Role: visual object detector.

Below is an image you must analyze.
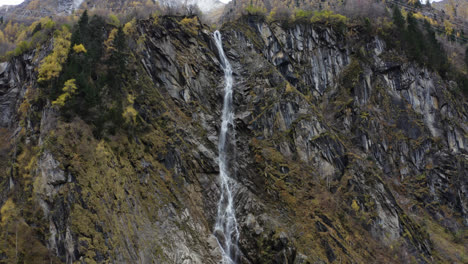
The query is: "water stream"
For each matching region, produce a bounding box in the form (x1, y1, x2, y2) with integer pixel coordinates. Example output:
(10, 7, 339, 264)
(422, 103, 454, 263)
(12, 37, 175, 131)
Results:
(213, 30, 240, 264)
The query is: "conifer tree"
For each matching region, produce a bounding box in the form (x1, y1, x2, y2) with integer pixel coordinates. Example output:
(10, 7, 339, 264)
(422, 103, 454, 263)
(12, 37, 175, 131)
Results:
(465, 46, 468, 68)
(406, 13, 423, 60)
(109, 27, 127, 75)
(392, 6, 405, 29)
(72, 10, 89, 46)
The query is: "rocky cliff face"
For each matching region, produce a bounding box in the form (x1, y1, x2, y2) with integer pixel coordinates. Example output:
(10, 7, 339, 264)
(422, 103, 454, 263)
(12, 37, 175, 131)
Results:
(0, 15, 466, 264)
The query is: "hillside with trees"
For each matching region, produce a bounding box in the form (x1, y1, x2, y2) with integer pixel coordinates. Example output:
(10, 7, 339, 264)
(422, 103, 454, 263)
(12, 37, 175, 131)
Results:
(0, 1, 466, 263)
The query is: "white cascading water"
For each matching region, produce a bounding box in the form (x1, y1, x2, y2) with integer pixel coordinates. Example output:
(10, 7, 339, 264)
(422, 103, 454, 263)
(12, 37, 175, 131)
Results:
(213, 30, 240, 264)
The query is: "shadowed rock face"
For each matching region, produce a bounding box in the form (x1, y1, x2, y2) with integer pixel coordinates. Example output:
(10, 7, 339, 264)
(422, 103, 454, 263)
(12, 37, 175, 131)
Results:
(0, 58, 32, 128)
(0, 15, 466, 264)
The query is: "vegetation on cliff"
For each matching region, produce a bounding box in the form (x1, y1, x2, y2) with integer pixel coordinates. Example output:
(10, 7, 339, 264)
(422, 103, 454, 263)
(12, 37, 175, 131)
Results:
(0, 1, 466, 263)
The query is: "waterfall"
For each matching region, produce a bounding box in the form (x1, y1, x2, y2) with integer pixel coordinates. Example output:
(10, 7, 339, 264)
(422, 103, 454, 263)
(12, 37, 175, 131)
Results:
(213, 30, 240, 264)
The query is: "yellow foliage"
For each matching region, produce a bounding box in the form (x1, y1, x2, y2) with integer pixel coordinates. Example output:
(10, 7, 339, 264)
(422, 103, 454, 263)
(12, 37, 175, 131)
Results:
(123, 106, 138, 124)
(127, 94, 135, 104)
(426, 17, 438, 26)
(123, 94, 138, 124)
(401, 8, 408, 19)
(104, 28, 118, 52)
(267, 8, 277, 22)
(445, 0, 456, 19)
(38, 26, 71, 82)
(63, 79, 77, 94)
(27, 20, 40, 33)
(145, 0, 154, 7)
(108, 14, 120, 26)
(413, 12, 424, 20)
(310, 10, 347, 26)
(41, 17, 56, 29)
(18, 86, 37, 120)
(73, 43, 87, 53)
(130, 1, 142, 7)
(444, 20, 454, 36)
(15, 30, 27, 42)
(294, 9, 314, 20)
(352, 199, 360, 212)
(4, 21, 18, 41)
(152, 11, 160, 25)
(1, 198, 16, 224)
(285, 82, 294, 93)
(53, 95, 69, 108)
(27, 17, 55, 34)
(0, 30, 5, 43)
(52, 79, 77, 107)
(26, 0, 40, 9)
(123, 19, 136, 36)
(244, 4, 267, 15)
(413, 12, 438, 25)
(179, 17, 199, 35)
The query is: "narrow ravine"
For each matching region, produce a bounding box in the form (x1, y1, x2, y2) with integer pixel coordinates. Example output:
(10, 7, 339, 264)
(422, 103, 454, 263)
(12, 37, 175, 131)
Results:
(213, 30, 240, 264)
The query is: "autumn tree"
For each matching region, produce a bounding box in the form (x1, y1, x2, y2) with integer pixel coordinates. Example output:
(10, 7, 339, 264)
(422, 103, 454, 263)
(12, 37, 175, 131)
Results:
(444, 20, 454, 38)
(445, 0, 457, 19)
(37, 26, 71, 82)
(122, 94, 138, 126)
(108, 14, 120, 27)
(72, 44, 87, 53)
(52, 79, 77, 107)
(0, 30, 5, 43)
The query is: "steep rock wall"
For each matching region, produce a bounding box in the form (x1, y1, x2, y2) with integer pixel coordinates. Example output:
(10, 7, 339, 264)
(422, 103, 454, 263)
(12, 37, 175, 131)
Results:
(0, 16, 466, 264)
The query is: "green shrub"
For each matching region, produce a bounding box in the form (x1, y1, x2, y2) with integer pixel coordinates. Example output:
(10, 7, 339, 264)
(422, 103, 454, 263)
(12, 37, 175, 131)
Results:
(293, 9, 314, 22)
(244, 5, 266, 17)
(310, 10, 347, 27)
(13, 41, 30, 56)
(341, 59, 362, 91)
(108, 14, 120, 27)
(290, 9, 347, 30)
(43, 18, 55, 29)
(266, 7, 292, 23)
(179, 17, 199, 36)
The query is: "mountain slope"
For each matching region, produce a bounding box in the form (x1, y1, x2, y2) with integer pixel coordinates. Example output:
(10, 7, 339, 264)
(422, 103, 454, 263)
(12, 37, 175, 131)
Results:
(0, 0, 225, 20)
(432, 0, 468, 22)
(0, 12, 466, 264)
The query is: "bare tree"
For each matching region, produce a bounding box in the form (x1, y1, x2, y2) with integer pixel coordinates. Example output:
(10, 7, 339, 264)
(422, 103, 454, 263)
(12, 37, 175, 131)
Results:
(336, 0, 386, 21)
